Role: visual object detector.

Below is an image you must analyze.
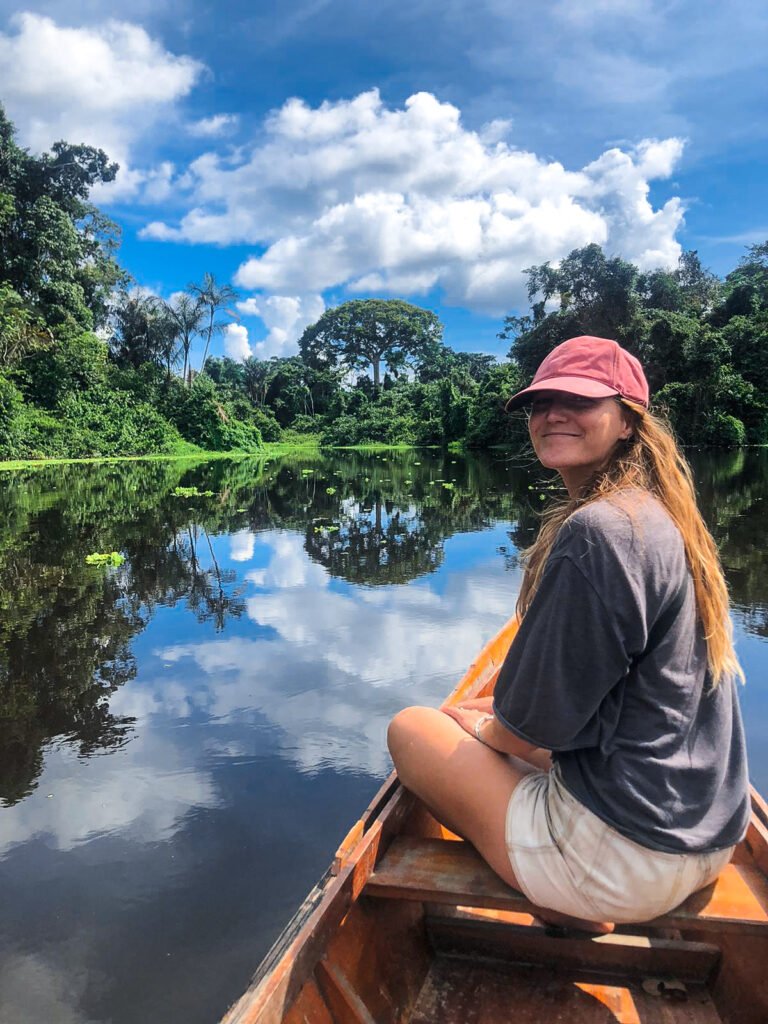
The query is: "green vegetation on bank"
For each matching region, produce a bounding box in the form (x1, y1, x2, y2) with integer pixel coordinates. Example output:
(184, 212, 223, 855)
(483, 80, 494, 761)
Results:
(1, 102, 767, 460)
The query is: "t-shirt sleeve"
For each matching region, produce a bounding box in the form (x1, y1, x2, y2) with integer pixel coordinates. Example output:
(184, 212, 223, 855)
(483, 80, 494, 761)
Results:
(493, 550, 637, 751)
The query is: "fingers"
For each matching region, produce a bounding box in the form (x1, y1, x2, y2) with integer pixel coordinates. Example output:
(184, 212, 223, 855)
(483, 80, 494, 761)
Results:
(454, 696, 493, 713)
(442, 705, 483, 739)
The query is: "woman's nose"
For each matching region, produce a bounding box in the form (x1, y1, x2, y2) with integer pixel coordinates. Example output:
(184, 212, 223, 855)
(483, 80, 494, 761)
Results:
(544, 400, 568, 420)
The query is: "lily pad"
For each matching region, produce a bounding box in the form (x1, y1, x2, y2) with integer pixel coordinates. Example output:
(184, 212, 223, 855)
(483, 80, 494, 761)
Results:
(85, 552, 125, 567)
(172, 486, 214, 498)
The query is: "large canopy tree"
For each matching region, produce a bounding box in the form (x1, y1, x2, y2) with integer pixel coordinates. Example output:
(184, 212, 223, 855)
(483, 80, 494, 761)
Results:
(0, 104, 124, 333)
(299, 298, 443, 389)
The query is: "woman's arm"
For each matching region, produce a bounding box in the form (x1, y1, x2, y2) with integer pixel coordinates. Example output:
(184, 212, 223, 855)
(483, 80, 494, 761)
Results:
(441, 704, 552, 770)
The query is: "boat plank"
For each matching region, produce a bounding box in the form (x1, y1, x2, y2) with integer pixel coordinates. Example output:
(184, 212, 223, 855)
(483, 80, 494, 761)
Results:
(708, 932, 768, 1024)
(745, 814, 768, 875)
(409, 959, 723, 1024)
(281, 979, 335, 1024)
(427, 910, 720, 983)
(322, 899, 431, 1023)
(315, 960, 377, 1024)
(751, 786, 768, 829)
(367, 837, 768, 935)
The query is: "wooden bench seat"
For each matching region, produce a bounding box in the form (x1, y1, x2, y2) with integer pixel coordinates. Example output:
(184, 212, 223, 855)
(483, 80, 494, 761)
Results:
(366, 837, 768, 936)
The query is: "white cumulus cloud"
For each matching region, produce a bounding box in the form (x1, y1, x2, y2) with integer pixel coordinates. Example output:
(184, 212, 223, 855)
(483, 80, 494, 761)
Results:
(236, 294, 326, 358)
(0, 13, 204, 198)
(142, 89, 685, 318)
(188, 113, 239, 137)
(222, 322, 252, 362)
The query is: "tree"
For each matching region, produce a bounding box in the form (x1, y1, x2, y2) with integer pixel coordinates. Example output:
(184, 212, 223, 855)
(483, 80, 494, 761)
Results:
(242, 356, 275, 407)
(299, 299, 443, 390)
(500, 245, 645, 375)
(0, 284, 51, 368)
(0, 104, 124, 331)
(189, 272, 239, 373)
(714, 241, 768, 323)
(110, 290, 178, 373)
(417, 347, 496, 385)
(204, 356, 246, 393)
(166, 292, 205, 384)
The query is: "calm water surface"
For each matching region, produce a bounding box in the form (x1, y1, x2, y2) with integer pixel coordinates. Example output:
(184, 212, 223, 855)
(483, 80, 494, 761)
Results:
(0, 449, 766, 1024)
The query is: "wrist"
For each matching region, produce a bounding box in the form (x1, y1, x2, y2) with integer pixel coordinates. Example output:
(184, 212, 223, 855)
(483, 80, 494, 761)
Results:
(473, 713, 495, 746)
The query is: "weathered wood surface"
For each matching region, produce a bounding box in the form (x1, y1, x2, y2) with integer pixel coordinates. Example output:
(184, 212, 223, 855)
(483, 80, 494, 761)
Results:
(315, 960, 377, 1024)
(281, 979, 334, 1024)
(367, 836, 768, 935)
(708, 931, 768, 1024)
(409, 959, 724, 1024)
(427, 908, 721, 983)
(745, 787, 768, 876)
(321, 898, 431, 1024)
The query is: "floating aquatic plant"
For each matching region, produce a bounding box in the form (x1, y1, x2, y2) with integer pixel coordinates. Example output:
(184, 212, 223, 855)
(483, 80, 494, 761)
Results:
(85, 552, 125, 567)
(172, 486, 215, 498)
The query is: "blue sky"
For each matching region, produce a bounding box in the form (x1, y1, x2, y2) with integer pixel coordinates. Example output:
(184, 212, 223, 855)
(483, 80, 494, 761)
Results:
(1, 1, 766, 364)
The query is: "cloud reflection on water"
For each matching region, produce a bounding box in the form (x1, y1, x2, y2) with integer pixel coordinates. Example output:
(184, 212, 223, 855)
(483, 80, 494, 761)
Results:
(160, 528, 517, 779)
(0, 525, 517, 858)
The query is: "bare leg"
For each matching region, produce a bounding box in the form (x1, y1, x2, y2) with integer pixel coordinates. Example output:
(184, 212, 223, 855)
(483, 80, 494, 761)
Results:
(387, 706, 612, 933)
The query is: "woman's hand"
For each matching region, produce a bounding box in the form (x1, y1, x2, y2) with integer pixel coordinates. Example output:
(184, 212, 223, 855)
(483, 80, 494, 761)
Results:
(441, 704, 490, 739)
(447, 696, 494, 714)
(441, 701, 544, 765)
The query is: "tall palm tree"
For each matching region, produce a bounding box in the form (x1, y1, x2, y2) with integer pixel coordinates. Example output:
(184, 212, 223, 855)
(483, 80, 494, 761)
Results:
(166, 292, 205, 385)
(188, 272, 239, 374)
(110, 290, 178, 373)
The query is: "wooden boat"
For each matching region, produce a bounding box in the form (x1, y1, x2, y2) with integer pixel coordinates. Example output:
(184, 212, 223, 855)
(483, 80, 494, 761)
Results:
(221, 617, 768, 1024)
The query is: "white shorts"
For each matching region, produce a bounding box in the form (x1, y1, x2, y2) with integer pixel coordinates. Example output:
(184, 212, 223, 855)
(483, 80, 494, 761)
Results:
(505, 765, 734, 923)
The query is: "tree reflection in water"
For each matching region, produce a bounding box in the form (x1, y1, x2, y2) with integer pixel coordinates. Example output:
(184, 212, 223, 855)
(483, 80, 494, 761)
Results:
(0, 460, 249, 805)
(0, 447, 765, 807)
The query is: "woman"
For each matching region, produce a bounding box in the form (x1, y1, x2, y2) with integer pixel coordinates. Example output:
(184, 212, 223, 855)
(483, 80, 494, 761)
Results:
(388, 335, 750, 932)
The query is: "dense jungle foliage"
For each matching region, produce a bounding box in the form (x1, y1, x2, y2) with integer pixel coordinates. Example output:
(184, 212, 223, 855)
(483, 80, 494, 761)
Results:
(1, 102, 766, 460)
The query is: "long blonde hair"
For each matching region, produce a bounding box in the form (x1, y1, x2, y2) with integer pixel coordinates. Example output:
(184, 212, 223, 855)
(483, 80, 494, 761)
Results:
(516, 402, 743, 687)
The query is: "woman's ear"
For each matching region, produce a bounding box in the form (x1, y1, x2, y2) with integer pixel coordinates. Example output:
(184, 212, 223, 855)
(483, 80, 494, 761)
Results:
(618, 406, 634, 441)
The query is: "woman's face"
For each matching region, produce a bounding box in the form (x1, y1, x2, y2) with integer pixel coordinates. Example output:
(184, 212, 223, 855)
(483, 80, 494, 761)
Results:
(527, 391, 632, 496)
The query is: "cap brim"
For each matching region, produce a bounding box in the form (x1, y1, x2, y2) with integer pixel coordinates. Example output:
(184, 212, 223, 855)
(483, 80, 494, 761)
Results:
(505, 376, 618, 412)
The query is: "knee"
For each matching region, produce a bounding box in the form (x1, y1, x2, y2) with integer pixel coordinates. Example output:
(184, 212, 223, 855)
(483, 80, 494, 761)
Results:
(387, 705, 438, 783)
(387, 706, 422, 758)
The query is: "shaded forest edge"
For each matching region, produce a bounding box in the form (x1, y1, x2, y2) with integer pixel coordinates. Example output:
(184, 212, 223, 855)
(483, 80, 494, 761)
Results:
(1, 102, 767, 461)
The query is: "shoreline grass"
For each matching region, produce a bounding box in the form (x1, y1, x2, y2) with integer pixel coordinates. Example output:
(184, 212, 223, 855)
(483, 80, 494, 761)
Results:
(0, 435, 439, 471)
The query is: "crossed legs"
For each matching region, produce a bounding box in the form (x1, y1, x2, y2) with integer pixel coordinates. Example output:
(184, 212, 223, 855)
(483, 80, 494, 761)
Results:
(387, 705, 536, 890)
(387, 705, 613, 934)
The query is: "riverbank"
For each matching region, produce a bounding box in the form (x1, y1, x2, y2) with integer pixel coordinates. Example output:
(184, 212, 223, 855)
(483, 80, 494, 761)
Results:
(0, 436, 323, 472)
(0, 434, 443, 472)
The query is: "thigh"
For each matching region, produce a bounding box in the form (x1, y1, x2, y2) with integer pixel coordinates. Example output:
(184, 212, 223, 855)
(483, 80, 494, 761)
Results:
(387, 705, 536, 889)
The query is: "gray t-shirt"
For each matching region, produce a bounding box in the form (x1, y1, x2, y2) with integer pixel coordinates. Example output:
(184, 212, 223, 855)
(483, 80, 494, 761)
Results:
(493, 494, 750, 853)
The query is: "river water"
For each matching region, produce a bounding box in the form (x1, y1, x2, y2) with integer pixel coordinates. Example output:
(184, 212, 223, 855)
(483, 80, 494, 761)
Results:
(0, 449, 765, 1024)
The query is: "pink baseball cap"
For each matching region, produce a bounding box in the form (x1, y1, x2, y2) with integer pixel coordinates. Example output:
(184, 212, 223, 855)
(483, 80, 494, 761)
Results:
(506, 336, 649, 411)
